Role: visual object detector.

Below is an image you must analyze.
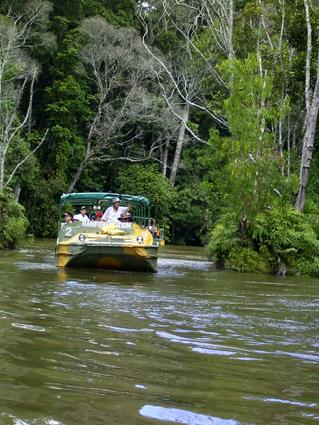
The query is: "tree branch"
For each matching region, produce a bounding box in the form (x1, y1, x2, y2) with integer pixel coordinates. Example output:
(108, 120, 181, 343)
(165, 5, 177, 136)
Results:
(4, 129, 49, 188)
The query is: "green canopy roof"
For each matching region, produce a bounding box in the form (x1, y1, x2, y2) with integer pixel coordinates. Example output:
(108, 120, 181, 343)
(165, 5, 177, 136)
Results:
(59, 192, 150, 208)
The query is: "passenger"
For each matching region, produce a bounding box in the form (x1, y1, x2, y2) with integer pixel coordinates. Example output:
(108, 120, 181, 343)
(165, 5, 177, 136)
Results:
(102, 197, 130, 224)
(118, 212, 133, 223)
(63, 212, 73, 225)
(73, 206, 90, 222)
(94, 211, 103, 221)
(147, 219, 158, 238)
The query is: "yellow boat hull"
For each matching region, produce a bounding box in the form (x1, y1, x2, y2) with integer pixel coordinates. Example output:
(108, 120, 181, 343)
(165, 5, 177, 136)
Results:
(56, 222, 159, 272)
(56, 243, 158, 272)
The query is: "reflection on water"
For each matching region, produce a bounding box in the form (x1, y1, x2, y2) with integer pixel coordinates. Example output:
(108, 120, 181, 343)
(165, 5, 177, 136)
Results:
(6, 418, 63, 425)
(0, 240, 318, 425)
(139, 405, 246, 425)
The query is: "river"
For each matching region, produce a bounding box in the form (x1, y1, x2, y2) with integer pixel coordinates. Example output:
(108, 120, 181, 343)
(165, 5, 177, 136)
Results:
(0, 241, 318, 425)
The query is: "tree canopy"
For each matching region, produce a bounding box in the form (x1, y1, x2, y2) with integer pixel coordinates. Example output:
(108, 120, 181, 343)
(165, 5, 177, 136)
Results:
(1, 0, 319, 276)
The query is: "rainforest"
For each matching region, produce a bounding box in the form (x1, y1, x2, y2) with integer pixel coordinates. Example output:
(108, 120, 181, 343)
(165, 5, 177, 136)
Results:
(1, 0, 319, 276)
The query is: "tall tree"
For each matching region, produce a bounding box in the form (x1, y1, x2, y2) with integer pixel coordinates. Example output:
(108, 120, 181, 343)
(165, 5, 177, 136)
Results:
(0, 2, 50, 191)
(295, 0, 319, 212)
(139, 0, 228, 185)
(67, 17, 157, 192)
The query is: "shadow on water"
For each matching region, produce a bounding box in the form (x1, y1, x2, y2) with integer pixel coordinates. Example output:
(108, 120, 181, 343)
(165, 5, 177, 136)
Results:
(0, 240, 318, 425)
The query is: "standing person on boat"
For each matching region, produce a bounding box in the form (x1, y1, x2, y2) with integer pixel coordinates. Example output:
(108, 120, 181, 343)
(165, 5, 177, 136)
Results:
(73, 206, 90, 222)
(102, 198, 130, 224)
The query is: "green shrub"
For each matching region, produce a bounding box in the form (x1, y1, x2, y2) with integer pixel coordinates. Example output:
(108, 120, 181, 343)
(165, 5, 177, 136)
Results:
(251, 207, 319, 268)
(0, 190, 29, 249)
(226, 247, 271, 273)
(293, 256, 319, 277)
(208, 213, 241, 267)
(209, 205, 319, 276)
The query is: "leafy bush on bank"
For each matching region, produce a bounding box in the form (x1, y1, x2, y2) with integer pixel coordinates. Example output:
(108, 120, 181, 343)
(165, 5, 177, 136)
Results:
(0, 191, 29, 249)
(209, 206, 319, 276)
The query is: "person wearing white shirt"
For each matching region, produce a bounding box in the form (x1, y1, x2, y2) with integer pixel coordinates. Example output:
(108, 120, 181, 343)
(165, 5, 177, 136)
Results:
(102, 197, 129, 224)
(73, 206, 90, 222)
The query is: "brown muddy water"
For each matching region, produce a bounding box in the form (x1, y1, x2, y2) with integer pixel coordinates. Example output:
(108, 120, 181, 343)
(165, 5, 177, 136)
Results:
(0, 240, 318, 425)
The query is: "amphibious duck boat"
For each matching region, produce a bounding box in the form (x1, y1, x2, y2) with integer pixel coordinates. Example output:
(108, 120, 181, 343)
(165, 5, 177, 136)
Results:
(55, 192, 162, 272)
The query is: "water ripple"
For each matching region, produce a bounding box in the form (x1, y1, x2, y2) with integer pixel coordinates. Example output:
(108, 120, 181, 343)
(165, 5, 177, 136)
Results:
(139, 405, 250, 425)
(11, 323, 46, 332)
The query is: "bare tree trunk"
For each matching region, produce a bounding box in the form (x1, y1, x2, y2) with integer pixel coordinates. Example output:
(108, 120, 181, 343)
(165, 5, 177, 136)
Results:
(0, 148, 5, 191)
(303, 0, 312, 119)
(295, 75, 319, 211)
(287, 113, 291, 176)
(228, 0, 234, 59)
(67, 159, 86, 193)
(67, 98, 103, 193)
(162, 136, 170, 177)
(0, 6, 41, 191)
(169, 102, 189, 186)
(292, 122, 297, 150)
(295, 0, 319, 212)
(278, 118, 284, 175)
(256, 50, 267, 158)
(14, 184, 21, 202)
(67, 135, 92, 193)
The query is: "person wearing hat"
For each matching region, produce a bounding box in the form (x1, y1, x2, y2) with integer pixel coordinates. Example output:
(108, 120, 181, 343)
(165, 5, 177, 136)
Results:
(102, 197, 130, 224)
(63, 212, 73, 225)
(73, 206, 90, 222)
(118, 212, 133, 223)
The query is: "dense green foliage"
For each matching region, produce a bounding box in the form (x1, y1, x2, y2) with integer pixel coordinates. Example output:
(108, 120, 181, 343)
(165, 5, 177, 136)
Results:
(209, 208, 319, 275)
(1, 0, 319, 276)
(116, 164, 176, 227)
(0, 191, 29, 249)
